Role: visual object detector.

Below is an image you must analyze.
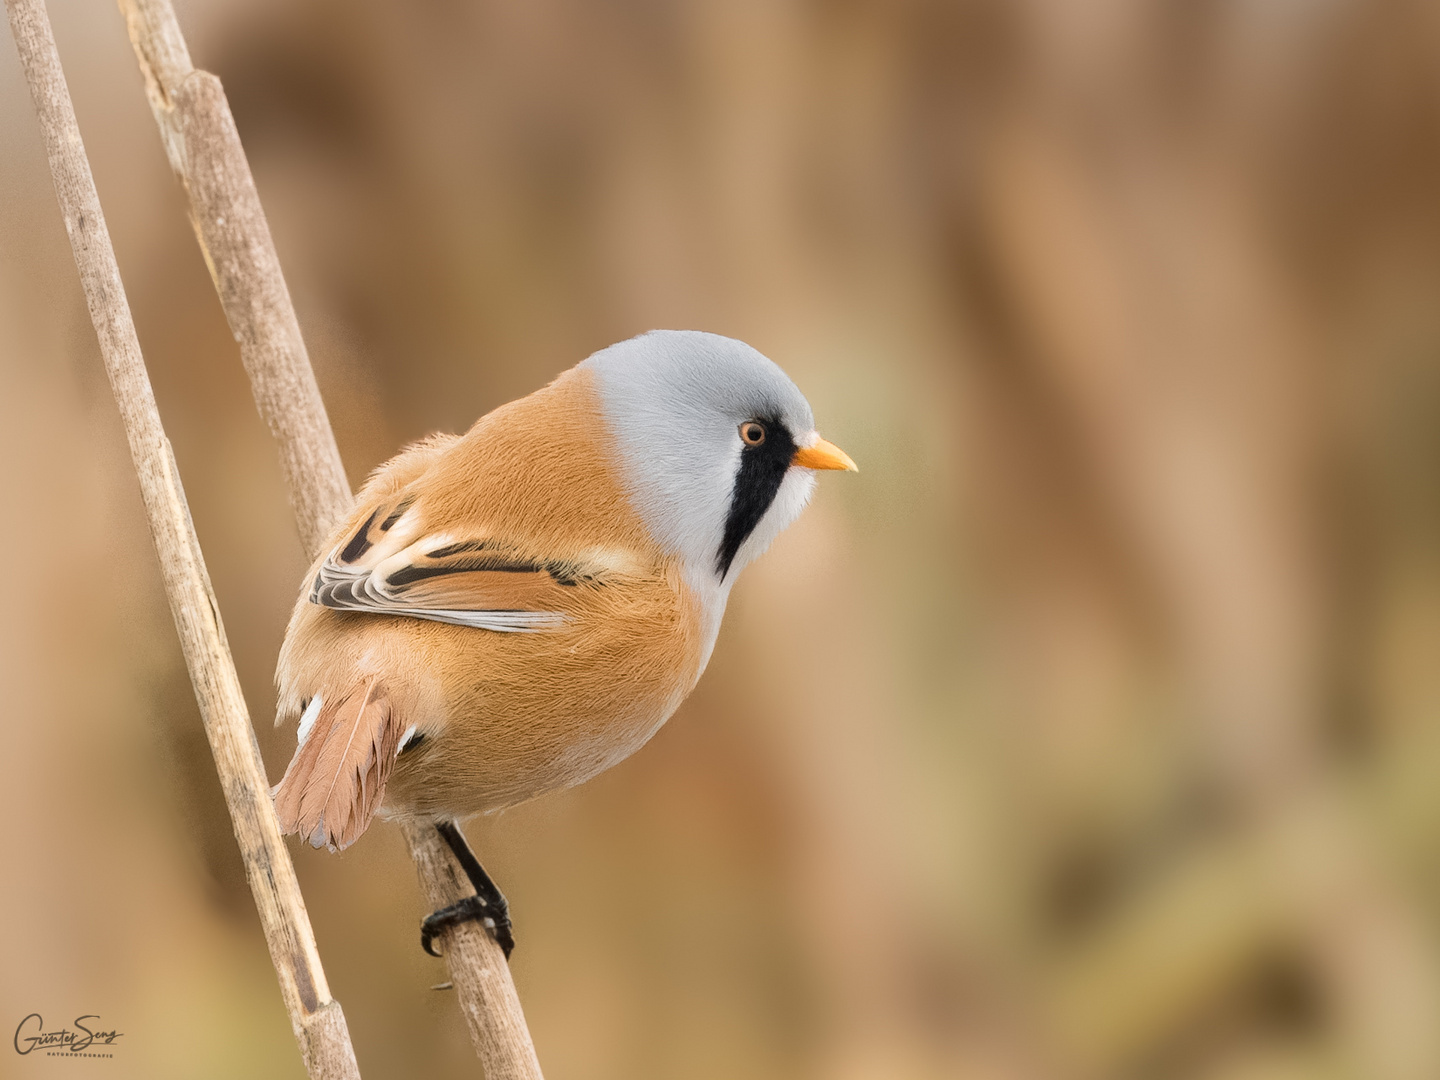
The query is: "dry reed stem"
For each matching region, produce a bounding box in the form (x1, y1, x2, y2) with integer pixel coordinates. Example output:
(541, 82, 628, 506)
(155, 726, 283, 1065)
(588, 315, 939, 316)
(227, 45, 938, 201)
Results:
(115, 0, 544, 1074)
(117, 0, 350, 556)
(402, 821, 545, 1080)
(2, 0, 360, 1076)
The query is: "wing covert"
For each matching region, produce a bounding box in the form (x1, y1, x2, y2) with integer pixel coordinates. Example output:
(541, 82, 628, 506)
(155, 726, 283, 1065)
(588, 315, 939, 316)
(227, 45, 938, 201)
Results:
(310, 494, 599, 632)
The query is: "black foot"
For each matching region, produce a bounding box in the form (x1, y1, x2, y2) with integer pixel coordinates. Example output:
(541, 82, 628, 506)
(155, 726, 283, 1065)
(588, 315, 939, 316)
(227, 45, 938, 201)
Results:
(419, 821, 515, 959)
(421, 895, 513, 958)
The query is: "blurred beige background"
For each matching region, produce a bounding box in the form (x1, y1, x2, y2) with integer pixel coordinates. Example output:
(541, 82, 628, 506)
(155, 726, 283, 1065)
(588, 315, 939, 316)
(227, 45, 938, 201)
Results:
(5, 1, 1440, 1078)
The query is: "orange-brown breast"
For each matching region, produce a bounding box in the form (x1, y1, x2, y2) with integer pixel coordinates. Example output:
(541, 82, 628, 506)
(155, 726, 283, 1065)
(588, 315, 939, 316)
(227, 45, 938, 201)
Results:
(275, 367, 707, 819)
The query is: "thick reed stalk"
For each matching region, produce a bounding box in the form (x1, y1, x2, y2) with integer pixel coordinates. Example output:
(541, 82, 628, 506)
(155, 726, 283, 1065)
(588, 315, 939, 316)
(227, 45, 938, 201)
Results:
(114, 1, 544, 1074)
(3, 0, 360, 1076)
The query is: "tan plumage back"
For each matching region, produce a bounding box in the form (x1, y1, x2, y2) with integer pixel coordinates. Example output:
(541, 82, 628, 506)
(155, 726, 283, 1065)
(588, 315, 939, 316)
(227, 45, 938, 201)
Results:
(273, 368, 708, 830)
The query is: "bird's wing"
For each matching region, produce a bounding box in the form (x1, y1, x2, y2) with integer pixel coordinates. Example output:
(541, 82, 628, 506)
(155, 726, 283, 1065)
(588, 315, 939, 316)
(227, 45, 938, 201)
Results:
(310, 493, 599, 632)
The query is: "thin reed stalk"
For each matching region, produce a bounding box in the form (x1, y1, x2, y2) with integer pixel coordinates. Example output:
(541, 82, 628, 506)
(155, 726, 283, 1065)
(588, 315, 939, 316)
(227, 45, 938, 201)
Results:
(3, 1, 360, 1076)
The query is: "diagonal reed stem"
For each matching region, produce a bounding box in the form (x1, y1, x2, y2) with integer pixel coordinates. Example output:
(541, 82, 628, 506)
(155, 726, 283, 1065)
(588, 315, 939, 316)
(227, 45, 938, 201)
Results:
(2, 0, 360, 1076)
(113, 0, 544, 1075)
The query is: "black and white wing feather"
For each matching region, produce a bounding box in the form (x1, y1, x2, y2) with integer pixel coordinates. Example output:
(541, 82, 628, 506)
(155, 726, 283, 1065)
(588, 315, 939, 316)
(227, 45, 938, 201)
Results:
(310, 495, 605, 632)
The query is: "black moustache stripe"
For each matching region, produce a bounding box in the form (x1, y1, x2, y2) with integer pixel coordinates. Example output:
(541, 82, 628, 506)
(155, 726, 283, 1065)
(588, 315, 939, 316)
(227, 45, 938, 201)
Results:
(716, 419, 795, 580)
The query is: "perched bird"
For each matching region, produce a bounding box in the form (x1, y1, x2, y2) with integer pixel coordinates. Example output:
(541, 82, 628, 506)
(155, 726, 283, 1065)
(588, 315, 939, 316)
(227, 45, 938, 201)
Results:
(271, 330, 856, 954)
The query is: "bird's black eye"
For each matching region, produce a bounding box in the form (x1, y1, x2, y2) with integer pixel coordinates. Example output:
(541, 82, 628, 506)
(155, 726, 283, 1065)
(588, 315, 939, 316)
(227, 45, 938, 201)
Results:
(739, 421, 766, 446)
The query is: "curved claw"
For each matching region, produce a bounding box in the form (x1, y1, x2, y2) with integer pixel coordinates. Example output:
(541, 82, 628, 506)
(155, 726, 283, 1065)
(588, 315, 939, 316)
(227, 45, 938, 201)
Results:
(420, 894, 515, 959)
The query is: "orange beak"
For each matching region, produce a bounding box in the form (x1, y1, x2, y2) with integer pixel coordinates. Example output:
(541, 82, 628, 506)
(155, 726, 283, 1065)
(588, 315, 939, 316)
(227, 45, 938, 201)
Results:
(791, 437, 858, 472)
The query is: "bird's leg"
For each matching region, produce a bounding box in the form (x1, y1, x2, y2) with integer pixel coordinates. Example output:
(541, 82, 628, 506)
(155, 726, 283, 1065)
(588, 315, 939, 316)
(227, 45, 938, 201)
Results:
(420, 820, 515, 960)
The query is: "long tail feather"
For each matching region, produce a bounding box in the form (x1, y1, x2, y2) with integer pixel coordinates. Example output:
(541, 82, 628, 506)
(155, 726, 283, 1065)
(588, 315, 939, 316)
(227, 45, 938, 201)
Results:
(273, 679, 401, 850)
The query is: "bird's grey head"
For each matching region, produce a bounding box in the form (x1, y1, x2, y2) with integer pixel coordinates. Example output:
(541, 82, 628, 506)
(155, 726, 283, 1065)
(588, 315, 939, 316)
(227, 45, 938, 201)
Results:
(582, 330, 851, 589)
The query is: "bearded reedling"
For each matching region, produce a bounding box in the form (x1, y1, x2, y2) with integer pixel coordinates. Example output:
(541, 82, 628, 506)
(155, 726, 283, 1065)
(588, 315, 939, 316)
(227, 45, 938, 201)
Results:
(272, 330, 857, 955)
